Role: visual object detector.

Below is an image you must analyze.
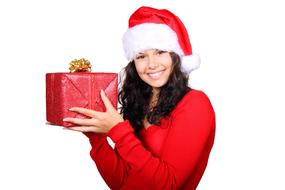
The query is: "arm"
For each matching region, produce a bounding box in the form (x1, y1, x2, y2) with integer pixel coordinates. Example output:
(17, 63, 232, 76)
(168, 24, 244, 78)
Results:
(107, 91, 215, 189)
(84, 132, 130, 190)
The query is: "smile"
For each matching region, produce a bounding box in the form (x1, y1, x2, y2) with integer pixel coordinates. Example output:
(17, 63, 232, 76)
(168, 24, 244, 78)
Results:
(147, 70, 164, 79)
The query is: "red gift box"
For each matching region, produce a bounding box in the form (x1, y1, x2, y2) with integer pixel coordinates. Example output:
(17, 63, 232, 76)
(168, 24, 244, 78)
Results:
(46, 72, 118, 127)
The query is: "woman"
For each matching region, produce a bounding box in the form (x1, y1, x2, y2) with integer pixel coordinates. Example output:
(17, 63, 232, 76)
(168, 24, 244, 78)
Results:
(63, 6, 216, 190)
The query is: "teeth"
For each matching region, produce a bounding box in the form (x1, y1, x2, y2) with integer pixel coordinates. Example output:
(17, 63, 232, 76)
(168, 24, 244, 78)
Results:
(148, 71, 163, 79)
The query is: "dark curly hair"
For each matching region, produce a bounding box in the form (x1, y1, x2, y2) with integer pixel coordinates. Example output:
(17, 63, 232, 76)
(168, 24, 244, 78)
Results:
(118, 52, 191, 135)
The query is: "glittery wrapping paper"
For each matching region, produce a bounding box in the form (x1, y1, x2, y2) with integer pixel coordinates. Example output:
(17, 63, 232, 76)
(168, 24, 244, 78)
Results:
(46, 72, 118, 127)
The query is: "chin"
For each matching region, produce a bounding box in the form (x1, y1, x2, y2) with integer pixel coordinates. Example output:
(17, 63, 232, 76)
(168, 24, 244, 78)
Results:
(148, 80, 168, 88)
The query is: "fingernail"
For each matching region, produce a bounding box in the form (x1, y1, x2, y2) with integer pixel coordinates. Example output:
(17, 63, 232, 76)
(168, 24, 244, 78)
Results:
(63, 118, 68, 121)
(101, 89, 105, 95)
(69, 108, 74, 111)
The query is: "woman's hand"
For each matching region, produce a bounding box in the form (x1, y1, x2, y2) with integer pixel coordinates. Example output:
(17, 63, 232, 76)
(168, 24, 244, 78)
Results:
(63, 90, 124, 133)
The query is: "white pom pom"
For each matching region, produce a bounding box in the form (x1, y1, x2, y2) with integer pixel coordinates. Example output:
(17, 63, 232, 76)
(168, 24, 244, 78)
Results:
(181, 54, 201, 74)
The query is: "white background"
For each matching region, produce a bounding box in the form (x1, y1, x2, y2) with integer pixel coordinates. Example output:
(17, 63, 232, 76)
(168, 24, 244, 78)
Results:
(0, 0, 284, 189)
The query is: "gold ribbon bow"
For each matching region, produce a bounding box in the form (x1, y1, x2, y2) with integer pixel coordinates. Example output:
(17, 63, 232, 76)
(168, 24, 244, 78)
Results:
(69, 58, 92, 72)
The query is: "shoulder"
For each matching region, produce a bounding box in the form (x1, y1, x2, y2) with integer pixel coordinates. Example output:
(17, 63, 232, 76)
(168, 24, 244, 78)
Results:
(183, 89, 210, 101)
(171, 89, 215, 117)
(178, 89, 213, 107)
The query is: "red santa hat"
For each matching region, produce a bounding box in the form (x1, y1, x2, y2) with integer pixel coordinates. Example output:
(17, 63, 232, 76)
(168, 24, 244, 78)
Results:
(122, 6, 200, 74)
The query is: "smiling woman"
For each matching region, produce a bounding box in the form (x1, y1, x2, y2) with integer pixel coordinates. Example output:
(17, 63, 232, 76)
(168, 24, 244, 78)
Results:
(63, 6, 215, 190)
(134, 49, 173, 90)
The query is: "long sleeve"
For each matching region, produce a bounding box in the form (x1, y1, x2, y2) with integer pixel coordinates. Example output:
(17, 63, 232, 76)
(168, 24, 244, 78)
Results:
(107, 90, 215, 189)
(85, 132, 130, 190)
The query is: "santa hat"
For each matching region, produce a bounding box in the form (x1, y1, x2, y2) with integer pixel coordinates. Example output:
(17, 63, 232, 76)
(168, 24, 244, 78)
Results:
(122, 6, 200, 74)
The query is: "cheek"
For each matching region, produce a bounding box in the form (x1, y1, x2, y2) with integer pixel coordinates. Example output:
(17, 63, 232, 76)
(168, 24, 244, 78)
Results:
(158, 54, 172, 68)
(134, 62, 145, 75)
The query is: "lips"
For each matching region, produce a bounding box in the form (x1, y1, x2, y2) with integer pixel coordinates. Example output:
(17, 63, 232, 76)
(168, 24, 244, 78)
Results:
(148, 70, 164, 80)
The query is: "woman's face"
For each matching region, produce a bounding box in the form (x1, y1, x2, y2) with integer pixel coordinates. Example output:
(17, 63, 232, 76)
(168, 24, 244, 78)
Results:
(134, 49, 173, 91)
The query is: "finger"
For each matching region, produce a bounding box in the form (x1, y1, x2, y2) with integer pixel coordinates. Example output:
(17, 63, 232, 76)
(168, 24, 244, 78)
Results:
(100, 90, 115, 111)
(65, 126, 100, 133)
(63, 118, 98, 126)
(69, 107, 103, 118)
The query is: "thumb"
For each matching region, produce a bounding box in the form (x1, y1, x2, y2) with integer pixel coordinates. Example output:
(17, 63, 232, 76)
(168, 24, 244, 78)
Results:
(100, 90, 114, 111)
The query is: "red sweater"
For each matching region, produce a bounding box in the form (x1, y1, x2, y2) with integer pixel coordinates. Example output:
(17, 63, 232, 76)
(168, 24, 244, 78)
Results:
(86, 90, 216, 190)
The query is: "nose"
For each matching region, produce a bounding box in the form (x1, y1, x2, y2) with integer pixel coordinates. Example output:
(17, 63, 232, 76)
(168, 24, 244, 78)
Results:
(148, 56, 158, 69)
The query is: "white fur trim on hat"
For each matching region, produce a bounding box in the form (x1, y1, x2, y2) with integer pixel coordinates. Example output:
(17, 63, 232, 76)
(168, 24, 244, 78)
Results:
(181, 54, 201, 74)
(122, 23, 184, 61)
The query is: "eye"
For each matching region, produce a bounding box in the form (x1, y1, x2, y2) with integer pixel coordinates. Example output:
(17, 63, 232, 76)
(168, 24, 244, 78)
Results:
(135, 54, 145, 60)
(156, 50, 167, 55)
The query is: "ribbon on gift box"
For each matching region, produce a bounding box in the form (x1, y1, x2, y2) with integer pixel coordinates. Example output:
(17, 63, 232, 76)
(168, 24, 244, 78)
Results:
(69, 58, 92, 72)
